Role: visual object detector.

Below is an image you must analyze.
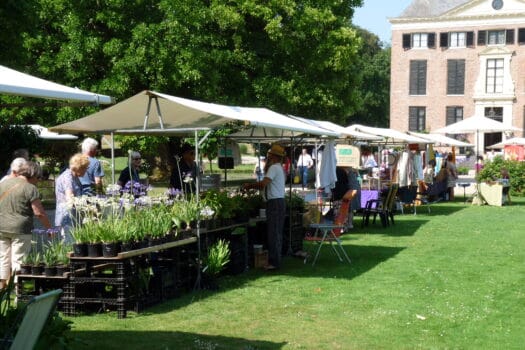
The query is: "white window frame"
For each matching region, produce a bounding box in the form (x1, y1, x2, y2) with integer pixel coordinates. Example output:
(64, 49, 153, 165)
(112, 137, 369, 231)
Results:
(412, 33, 428, 48)
(488, 30, 505, 45)
(486, 58, 504, 93)
(449, 32, 466, 48)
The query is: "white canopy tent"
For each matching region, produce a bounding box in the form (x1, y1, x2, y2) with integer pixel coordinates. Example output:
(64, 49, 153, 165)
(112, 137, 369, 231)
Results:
(433, 115, 521, 160)
(50, 90, 340, 183)
(29, 124, 78, 140)
(344, 124, 431, 144)
(50, 90, 338, 137)
(487, 137, 525, 149)
(0, 65, 114, 105)
(289, 116, 382, 141)
(406, 131, 473, 147)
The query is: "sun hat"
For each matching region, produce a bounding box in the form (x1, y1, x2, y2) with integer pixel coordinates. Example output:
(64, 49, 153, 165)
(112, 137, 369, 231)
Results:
(267, 144, 285, 157)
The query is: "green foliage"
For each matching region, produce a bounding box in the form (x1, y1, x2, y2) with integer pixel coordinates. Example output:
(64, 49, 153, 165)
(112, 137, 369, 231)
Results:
(204, 239, 231, 276)
(0, 125, 42, 172)
(457, 166, 470, 175)
(477, 156, 525, 196)
(286, 191, 306, 211)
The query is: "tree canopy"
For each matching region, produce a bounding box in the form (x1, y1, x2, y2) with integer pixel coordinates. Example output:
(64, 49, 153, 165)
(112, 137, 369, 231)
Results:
(1, 0, 391, 171)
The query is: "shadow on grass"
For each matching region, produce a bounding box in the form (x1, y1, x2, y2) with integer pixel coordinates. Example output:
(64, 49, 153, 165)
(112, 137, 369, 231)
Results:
(69, 330, 286, 350)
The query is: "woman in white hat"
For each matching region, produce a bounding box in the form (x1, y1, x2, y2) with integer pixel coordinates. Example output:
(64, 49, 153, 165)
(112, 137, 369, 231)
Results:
(243, 143, 286, 270)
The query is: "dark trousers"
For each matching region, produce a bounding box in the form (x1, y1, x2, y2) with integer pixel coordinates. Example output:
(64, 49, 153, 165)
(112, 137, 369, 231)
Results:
(266, 198, 285, 268)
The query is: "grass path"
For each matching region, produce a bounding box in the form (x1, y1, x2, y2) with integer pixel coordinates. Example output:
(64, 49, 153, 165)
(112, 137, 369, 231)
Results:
(67, 199, 525, 349)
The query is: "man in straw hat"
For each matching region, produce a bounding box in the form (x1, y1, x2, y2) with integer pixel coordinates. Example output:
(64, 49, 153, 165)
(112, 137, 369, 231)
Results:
(243, 143, 286, 271)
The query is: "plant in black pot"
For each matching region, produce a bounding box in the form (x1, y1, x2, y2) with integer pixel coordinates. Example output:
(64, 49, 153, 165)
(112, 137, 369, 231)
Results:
(202, 239, 231, 290)
(30, 252, 44, 276)
(42, 244, 58, 276)
(97, 218, 120, 258)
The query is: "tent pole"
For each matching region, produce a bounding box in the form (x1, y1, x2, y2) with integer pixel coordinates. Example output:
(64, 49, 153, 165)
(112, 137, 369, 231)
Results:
(111, 132, 115, 184)
(193, 130, 202, 291)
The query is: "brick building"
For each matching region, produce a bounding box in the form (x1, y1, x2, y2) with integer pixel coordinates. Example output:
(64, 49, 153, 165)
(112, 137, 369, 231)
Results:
(389, 0, 525, 152)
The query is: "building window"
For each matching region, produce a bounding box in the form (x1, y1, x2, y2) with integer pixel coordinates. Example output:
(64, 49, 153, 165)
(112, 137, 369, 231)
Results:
(485, 107, 503, 122)
(478, 29, 515, 45)
(447, 59, 465, 95)
(486, 58, 504, 93)
(446, 106, 463, 125)
(450, 32, 466, 47)
(488, 30, 505, 45)
(409, 60, 427, 95)
(412, 33, 428, 48)
(403, 33, 436, 49)
(409, 107, 426, 131)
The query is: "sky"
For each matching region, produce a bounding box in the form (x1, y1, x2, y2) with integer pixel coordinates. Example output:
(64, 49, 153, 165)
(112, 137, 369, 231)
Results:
(353, 0, 414, 44)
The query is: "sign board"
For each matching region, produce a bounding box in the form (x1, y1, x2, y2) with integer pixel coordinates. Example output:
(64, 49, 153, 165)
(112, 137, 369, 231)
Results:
(217, 140, 241, 165)
(335, 145, 360, 168)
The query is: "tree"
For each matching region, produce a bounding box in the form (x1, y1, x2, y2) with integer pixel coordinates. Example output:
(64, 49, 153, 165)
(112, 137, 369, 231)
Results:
(346, 27, 390, 127)
(2, 1, 382, 173)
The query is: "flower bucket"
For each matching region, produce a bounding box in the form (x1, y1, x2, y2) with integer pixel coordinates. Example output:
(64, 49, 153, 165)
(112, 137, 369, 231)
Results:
(87, 243, 103, 257)
(73, 243, 88, 257)
(31, 264, 44, 276)
(44, 266, 57, 277)
(102, 242, 119, 257)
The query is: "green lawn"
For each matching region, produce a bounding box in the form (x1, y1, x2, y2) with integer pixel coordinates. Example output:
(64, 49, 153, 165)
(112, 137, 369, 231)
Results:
(65, 198, 525, 349)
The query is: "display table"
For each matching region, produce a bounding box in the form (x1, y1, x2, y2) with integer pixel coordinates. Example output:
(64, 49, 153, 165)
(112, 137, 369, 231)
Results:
(361, 190, 379, 209)
(66, 237, 198, 318)
(477, 182, 509, 206)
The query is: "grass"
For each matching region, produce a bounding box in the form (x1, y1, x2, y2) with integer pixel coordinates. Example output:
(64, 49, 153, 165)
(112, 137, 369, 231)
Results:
(64, 198, 525, 349)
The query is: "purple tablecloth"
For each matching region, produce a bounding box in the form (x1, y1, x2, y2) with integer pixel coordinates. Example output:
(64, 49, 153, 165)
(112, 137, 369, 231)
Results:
(361, 190, 379, 208)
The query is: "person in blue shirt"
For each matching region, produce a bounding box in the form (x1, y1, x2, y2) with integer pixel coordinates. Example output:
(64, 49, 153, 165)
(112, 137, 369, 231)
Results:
(78, 138, 104, 195)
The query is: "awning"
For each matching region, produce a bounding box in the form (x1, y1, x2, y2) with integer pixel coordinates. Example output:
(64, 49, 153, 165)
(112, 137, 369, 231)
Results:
(0, 65, 114, 105)
(29, 124, 78, 140)
(50, 90, 339, 137)
(345, 124, 431, 144)
(407, 131, 473, 147)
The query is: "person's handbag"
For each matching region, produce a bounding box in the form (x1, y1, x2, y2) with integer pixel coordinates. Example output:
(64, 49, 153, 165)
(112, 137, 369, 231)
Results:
(293, 175, 300, 184)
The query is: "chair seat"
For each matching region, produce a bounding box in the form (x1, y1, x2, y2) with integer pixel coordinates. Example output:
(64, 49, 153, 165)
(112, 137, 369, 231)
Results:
(304, 224, 350, 266)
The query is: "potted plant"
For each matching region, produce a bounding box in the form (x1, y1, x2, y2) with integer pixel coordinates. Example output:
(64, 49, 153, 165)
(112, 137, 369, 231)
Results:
(30, 252, 44, 276)
(42, 244, 58, 276)
(19, 252, 34, 275)
(202, 239, 231, 290)
(55, 242, 71, 276)
(97, 219, 120, 257)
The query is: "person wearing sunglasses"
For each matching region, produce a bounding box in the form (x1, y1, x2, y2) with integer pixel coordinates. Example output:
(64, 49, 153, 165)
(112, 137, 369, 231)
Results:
(118, 151, 142, 187)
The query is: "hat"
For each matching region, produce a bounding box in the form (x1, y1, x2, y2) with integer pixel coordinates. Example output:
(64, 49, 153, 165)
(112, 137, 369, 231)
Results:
(267, 144, 285, 157)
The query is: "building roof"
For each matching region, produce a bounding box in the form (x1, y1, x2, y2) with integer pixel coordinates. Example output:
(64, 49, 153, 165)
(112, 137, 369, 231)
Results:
(398, 0, 469, 18)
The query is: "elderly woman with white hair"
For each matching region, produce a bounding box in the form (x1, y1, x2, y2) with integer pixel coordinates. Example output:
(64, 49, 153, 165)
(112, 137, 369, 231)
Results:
(0, 161, 52, 289)
(0, 157, 27, 183)
(118, 151, 142, 187)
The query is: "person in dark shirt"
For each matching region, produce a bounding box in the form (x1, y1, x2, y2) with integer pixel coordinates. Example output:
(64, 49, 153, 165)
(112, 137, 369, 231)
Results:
(170, 143, 197, 195)
(118, 151, 142, 187)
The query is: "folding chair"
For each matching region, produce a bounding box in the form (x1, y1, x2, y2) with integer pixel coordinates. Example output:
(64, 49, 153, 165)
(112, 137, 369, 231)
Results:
(397, 186, 418, 215)
(1, 289, 63, 350)
(362, 184, 399, 227)
(304, 201, 351, 266)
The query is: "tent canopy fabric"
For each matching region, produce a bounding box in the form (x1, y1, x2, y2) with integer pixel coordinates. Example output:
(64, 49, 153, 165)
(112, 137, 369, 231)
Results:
(0, 65, 114, 105)
(433, 115, 521, 134)
(289, 116, 382, 140)
(50, 90, 339, 137)
(29, 124, 78, 140)
(487, 137, 525, 149)
(344, 124, 431, 144)
(407, 131, 473, 147)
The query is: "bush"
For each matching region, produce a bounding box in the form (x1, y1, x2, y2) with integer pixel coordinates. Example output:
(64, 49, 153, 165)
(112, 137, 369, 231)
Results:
(477, 156, 525, 196)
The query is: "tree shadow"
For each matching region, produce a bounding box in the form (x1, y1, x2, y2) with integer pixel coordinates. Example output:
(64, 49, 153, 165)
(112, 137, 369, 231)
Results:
(69, 330, 286, 350)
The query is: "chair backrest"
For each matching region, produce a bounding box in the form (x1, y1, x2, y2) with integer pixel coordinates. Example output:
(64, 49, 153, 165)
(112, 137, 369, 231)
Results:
(9, 289, 62, 350)
(384, 184, 399, 211)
